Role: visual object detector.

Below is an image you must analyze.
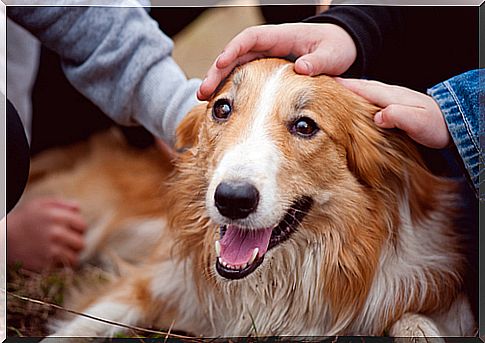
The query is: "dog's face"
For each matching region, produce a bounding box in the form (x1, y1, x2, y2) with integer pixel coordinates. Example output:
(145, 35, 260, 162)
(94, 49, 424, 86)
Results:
(175, 59, 396, 280)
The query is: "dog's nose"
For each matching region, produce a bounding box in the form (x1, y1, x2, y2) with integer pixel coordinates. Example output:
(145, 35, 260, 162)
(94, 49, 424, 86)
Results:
(214, 181, 260, 219)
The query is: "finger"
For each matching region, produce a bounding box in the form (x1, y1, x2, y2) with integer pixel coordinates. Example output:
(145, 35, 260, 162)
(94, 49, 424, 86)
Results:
(198, 51, 263, 100)
(215, 26, 285, 69)
(294, 47, 342, 76)
(43, 198, 80, 211)
(376, 104, 430, 142)
(197, 65, 230, 101)
(335, 78, 428, 108)
(52, 226, 85, 252)
(294, 55, 316, 75)
(50, 208, 87, 233)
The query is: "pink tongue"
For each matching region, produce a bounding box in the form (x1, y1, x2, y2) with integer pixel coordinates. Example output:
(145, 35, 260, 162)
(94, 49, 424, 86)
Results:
(219, 225, 272, 265)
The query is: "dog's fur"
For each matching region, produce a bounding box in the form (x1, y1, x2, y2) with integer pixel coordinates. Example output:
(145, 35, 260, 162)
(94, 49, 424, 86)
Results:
(25, 59, 475, 338)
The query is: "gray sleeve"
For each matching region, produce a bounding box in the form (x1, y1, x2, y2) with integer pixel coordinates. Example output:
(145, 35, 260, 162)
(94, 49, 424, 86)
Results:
(7, 5, 201, 145)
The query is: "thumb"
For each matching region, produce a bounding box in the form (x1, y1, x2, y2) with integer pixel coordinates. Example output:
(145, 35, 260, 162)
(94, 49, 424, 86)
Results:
(376, 105, 432, 143)
(375, 105, 424, 132)
(295, 46, 350, 76)
(294, 50, 334, 76)
(376, 104, 449, 149)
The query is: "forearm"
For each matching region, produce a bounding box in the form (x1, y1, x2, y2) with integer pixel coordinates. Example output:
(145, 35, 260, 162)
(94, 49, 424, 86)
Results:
(8, 5, 200, 145)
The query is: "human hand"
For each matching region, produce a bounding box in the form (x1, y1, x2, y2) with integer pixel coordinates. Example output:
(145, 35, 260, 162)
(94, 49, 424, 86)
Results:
(7, 197, 87, 272)
(336, 78, 450, 149)
(197, 23, 357, 100)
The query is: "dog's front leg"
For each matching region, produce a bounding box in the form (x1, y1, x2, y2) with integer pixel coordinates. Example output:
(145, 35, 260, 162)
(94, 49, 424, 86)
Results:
(47, 288, 147, 338)
(389, 313, 445, 343)
(45, 265, 164, 338)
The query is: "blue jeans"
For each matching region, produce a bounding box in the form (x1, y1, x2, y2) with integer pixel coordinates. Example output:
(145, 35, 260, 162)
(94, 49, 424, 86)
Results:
(427, 69, 483, 199)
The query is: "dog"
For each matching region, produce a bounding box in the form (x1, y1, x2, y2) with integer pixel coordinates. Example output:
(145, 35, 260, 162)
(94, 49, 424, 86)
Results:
(25, 58, 475, 338)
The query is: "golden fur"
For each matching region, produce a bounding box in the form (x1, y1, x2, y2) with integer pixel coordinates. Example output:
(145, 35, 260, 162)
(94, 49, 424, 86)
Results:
(25, 59, 474, 338)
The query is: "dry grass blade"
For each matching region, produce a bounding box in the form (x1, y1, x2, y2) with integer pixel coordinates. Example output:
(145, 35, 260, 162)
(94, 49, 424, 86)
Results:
(164, 320, 176, 343)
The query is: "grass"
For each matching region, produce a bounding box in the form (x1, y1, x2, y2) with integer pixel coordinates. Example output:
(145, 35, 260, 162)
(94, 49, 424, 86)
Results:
(6, 264, 110, 337)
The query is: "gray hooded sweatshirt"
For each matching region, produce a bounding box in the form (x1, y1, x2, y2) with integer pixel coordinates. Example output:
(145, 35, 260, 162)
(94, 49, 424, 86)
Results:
(8, 5, 201, 146)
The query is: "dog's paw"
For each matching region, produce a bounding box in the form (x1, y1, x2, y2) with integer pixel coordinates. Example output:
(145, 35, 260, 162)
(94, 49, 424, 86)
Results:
(389, 313, 445, 343)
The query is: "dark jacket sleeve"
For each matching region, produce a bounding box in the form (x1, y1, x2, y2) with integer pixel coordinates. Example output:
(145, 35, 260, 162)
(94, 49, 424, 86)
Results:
(7, 100, 30, 214)
(304, 6, 402, 77)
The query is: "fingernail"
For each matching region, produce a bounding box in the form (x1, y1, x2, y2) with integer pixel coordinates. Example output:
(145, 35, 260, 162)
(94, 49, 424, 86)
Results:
(199, 77, 207, 90)
(216, 51, 226, 65)
(301, 60, 313, 74)
(197, 89, 205, 101)
(374, 111, 383, 125)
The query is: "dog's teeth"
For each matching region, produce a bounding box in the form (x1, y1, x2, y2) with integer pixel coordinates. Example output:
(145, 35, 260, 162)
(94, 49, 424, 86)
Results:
(215, 241, 221, 257)
(218, 257, 222, 264)
(242, 263, 248, 269)
(222, 261, 228, 267)
(249, 248, 258, 265)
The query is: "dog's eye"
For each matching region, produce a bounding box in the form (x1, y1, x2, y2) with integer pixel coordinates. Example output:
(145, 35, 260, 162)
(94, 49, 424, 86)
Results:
(212, 99, 232, 122)
(290, 117, 319, 138)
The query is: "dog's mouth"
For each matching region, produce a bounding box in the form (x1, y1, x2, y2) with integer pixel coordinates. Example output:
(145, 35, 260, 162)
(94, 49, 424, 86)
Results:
(215, 196, 313, 280)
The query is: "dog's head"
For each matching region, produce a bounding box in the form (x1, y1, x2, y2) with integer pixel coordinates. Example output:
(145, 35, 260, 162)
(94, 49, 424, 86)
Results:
(169, 59, 458, 321)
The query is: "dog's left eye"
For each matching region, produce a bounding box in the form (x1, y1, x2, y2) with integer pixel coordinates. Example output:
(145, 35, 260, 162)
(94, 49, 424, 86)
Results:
(289, 117, 319, 138)
(212, 99, 232, 122)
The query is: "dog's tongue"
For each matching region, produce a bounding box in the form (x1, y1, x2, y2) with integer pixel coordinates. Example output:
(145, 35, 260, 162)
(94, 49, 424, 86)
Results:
(219, 225, 272, 265)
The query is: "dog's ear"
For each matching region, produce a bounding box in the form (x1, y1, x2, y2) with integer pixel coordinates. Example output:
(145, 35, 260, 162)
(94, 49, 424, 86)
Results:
(343, 102, 429, 188)
(342, 100, 426, 191)
(343, 104, 394, 188)
(175, 103, 207, 151)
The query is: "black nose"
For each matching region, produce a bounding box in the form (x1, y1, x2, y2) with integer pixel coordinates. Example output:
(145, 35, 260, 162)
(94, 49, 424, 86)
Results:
(214, 181, 260, 219)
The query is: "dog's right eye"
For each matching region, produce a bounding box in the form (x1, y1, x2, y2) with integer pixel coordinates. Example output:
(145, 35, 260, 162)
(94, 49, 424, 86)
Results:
(212, 99, 232, 122)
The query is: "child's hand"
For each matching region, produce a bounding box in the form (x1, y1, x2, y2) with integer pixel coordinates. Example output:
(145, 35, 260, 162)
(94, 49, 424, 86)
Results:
(7, 197, 87, 272)
(197, 23, 357, 100)
(336, 78, 450, 149)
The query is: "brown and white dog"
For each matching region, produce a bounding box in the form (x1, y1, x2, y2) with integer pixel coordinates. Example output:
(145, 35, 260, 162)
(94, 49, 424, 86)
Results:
(26, 59, 475, 338)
